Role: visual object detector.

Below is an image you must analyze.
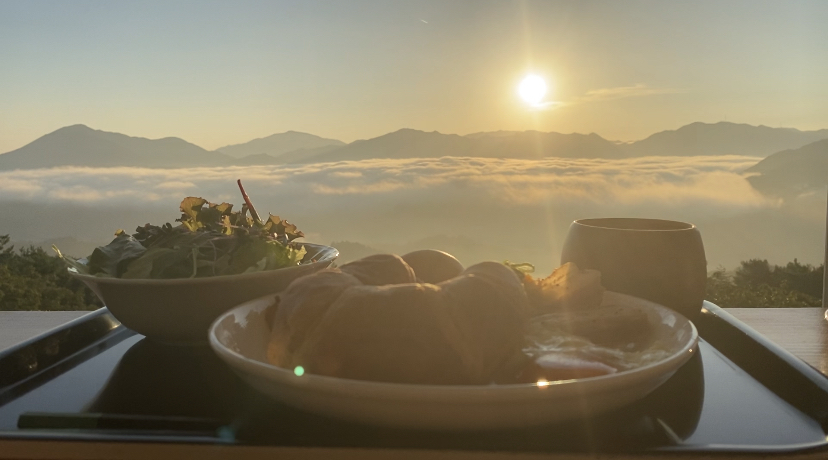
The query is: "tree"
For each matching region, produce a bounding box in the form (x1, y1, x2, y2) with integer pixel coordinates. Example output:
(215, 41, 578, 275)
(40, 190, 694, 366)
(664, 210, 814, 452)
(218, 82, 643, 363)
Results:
(707, 259, 823, 308)
(0, 235, 102, 311)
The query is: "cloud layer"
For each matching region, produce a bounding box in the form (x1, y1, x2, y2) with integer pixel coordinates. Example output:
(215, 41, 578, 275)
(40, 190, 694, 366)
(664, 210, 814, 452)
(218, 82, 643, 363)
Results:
(579, 84, 685, 102)
(0, 155, 768, 209)
(1, 155, 793, 273)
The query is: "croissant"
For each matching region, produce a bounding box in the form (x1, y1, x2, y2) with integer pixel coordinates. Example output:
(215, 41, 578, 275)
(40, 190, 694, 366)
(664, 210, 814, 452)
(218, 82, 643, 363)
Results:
(294, 283, 469, 384)
(266, 269, 362, 367)
(267, 253, 620, 385)
(270, 256, 530, 384)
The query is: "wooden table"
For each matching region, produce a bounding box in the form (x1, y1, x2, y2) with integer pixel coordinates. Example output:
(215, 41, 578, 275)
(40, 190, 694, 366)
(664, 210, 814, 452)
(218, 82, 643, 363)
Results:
(2, 308, 828, 460)
(726, 308, 828, 375)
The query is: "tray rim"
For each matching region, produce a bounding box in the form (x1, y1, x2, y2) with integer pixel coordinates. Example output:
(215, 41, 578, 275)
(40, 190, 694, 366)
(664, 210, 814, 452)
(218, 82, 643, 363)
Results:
(1, 302, 828, 456)
(0, 308, 112, 361)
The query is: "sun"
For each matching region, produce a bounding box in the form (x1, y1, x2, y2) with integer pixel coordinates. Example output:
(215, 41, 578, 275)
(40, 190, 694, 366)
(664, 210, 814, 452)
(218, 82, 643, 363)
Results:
(518, 74, 547, 106)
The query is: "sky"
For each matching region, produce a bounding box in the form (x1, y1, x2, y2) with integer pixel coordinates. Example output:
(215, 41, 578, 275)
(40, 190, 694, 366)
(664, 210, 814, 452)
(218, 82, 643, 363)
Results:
(2, 0, 828, 153)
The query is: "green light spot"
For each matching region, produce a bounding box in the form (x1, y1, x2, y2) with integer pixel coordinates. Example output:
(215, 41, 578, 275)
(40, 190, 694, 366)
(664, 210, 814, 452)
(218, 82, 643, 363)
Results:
(294, 366, 305, 377)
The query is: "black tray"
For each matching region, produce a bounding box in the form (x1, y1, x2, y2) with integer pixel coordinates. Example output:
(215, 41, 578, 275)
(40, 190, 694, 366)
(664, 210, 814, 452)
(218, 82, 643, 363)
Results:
(2, 301, 828, 456)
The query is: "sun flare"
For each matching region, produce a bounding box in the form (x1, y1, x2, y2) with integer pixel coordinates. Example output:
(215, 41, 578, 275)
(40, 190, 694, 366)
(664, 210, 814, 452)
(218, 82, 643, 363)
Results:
(518, 75, 547, 106)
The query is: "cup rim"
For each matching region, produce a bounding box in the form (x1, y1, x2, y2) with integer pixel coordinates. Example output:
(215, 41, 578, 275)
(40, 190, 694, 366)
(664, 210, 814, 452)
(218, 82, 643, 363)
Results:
(573, 218, 696, 232)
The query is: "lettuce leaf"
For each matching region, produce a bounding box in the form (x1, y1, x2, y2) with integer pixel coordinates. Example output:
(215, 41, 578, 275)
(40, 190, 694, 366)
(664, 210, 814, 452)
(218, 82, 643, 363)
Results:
(55, 189, 308, 279)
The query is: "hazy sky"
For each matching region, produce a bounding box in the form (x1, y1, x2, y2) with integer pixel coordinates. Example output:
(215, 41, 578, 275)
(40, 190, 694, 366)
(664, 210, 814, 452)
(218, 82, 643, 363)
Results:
(2, 0, 827, 153)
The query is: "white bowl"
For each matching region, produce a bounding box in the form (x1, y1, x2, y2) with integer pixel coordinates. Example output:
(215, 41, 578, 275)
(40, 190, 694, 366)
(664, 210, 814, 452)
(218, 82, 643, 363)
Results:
(209, 291, 698, 430)
(71, 243, 337, 345)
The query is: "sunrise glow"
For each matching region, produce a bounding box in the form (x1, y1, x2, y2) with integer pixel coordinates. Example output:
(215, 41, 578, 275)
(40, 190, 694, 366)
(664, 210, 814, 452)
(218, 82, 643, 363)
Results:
(518, 75, 548, 106)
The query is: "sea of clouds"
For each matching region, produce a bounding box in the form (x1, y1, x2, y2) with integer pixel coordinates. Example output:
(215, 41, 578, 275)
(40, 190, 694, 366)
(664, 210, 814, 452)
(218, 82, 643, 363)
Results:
(0, 155, 768, 207)
(2, 155, 821, 274)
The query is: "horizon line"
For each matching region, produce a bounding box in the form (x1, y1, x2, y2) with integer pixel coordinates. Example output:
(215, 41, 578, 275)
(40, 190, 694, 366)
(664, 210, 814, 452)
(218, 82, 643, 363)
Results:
(3, 120, 826, 156)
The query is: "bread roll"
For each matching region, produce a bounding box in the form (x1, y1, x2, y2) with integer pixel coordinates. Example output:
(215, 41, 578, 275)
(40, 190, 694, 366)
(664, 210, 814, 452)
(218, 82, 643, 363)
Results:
(270, 256, 548, 385)
(401, 249, 464, 284)
(439, 266, 527, 383)
(459, 261, 532, 318)
(293, 283, 468, 385)
(339, 254, 417, 286)
(267, 269, 362, 367)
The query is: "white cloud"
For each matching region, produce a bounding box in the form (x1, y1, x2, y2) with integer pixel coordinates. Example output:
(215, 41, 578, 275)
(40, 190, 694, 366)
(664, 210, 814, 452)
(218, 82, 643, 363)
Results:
(0, 156, 769, 210)
(1, 156, 817, 273)
(155, 181, 197, 190)
(578, 84, 685, 102)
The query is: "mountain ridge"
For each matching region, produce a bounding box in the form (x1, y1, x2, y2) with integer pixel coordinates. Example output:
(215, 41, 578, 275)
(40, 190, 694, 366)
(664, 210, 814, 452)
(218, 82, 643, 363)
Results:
(0, 124, 232, 170)
(744, 138, 828, 198)
(3, 121, 828, 171)
(215, 130, 345, 159)
(623, 121, 828, 157)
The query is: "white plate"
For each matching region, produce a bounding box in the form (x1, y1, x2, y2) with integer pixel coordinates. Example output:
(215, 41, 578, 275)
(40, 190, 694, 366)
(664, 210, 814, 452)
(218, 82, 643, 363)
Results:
(209, 291, 698, 431)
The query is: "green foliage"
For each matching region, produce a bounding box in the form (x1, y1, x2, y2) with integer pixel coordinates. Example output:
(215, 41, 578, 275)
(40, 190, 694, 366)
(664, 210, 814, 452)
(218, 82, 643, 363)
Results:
(2, 232, 824, 311)
(706, 258, 823, 308)
(57, 196, 307, 279)
(0, 235, 102, 311)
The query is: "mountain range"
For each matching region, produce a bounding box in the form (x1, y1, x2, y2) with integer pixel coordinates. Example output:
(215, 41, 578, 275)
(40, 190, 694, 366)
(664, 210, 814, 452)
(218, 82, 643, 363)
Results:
(618, 122, 828, 157)
(1, 122, 827, 174)
(215, 131, 345, 159)
(0, 125, 229, 170)
(745, 139, 828, 198)
(2, 122, 826, 272)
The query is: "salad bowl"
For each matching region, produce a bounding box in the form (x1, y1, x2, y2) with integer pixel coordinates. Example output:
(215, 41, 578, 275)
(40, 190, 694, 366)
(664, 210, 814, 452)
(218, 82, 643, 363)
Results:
(71, 243, 338, 345)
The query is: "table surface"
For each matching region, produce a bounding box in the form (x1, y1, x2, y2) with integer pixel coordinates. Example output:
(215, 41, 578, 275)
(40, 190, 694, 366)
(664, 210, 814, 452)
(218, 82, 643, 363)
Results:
(2, 307, 828, 460)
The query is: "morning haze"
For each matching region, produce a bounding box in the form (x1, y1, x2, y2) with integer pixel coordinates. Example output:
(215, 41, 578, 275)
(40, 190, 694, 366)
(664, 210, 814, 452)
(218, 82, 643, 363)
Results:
(0, 121, 826, 275)
(0, 1, 826, 275)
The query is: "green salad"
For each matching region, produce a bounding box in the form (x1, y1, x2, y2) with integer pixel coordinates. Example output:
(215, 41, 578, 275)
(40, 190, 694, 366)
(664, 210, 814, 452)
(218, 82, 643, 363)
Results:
(55, 181, 307, 279)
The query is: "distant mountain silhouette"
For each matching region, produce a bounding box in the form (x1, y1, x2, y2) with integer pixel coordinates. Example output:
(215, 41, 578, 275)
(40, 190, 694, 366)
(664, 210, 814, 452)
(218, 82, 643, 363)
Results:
(4, 122, 828, 170)
(623, 121, 828, 157)
(465, 130, 523, 139)
(232, 145, 344, 165)
(466, 130, 627, 159)
(231, 153, 282, 166)
(0, 125, 231, 170)
(745, 138, 828, 198)
(215, 131, 344, 159)
(304, 123, 828, 163)
(303, 128, 626, 163)
(306, 129, 472, 162)
(270, 144, 343, 163)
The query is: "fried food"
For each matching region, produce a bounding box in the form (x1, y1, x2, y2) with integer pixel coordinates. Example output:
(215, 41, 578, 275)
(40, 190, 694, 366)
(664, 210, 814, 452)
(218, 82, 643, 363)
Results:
(522, 262, 605, 313)
(516, 354, 617, 383)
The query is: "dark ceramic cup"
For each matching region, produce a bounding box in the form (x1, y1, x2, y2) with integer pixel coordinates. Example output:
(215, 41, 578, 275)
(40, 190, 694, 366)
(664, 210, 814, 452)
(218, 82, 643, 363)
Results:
(560, 218, 707, 321)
